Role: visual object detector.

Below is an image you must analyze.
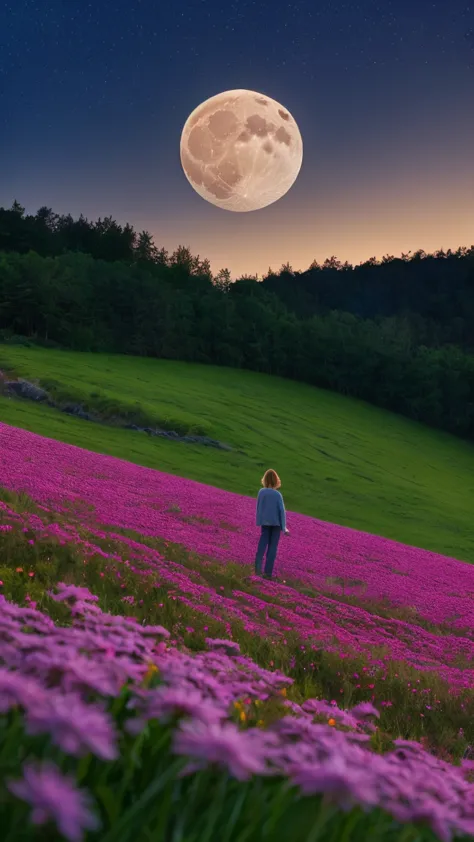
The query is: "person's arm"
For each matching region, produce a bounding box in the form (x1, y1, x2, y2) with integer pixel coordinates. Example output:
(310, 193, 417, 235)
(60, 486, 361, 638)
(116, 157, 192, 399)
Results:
(256, 490, 262, 526)
(278, 493, 287, 532)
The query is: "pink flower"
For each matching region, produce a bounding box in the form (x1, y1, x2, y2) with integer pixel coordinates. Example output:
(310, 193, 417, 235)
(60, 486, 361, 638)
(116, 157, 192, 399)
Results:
(8, 762, 98, 842)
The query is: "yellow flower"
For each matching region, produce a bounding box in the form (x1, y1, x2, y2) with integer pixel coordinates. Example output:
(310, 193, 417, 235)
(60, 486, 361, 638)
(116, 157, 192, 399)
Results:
(239, 711, 247, 723)
(257, 719, 264, 727)
(143, 662, 159, 684)
(234, 701, 243, 711)
(280, 688, 287, 697)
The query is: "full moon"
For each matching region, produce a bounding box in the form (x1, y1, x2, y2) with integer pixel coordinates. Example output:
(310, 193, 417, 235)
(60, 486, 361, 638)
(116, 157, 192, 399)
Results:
(180, 89, 303, 212)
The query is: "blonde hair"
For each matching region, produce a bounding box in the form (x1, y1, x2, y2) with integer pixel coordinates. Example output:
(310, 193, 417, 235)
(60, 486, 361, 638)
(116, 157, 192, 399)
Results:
(261, 469, 281, 489)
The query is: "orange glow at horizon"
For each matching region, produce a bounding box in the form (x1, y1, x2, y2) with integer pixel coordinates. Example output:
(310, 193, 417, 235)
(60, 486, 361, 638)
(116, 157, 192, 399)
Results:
(152, 176, 473, 279)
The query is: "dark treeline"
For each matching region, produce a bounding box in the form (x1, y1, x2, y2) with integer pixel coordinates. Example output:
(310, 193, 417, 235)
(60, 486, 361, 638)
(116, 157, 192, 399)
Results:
(264, 250, 474, 353)
(1, 200, 474, 440)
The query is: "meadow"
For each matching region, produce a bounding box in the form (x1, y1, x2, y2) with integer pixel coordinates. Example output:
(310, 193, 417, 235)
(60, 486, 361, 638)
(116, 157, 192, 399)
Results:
(1, 345, 474, 562)
(2, 422, 474, 840)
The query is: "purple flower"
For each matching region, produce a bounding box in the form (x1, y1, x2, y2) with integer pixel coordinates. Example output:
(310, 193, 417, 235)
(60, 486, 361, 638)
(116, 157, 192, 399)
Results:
(20, 647, 126, 697)
(174, 720, 267, 780)
(291, 755, 378, 810)
(26, 692, 118, 760)
(0, 669, 47, 713)
(128, 686, 224, 734)
(404, 799, 457, 842)
(141, 624, 170, 638)
(350, 702, 380, 721)
(8, 762, 99, 842)
(69, 599, 103, 617)
(393, 738, 425, 756)
(60, 655, 127, 697)
(346, 732, 371, 744)
(151, 686, 223, 722)
(282, 699, 305, 715)
(205, 638, 241, 655)
(302, 699, 358, 730)
(50, 583, 99, 605)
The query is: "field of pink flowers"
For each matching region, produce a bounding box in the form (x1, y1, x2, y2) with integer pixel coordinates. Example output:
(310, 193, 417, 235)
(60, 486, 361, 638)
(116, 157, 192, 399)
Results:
(2, 422, 474, 627)
(3, 421, 474, 839)
(2, 422, 474, 683)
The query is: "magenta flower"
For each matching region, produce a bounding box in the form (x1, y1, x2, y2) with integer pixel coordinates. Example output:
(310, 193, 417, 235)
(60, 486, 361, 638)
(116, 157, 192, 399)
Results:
(174, 720, 267, 779)
(140, 624, 170, 638)
(128, 686, 224, 734)
(50, 583, 99, 604)
(302, 699, 358, 730)
(8, 762, 99, 842)
(205, 638, 241, 655)
(26, 692, 118, 760)
(404, 800, 459, 842)
(0, 669, 47, 713)
(350, 702, 380, 720)
(291, 755, 378, 810)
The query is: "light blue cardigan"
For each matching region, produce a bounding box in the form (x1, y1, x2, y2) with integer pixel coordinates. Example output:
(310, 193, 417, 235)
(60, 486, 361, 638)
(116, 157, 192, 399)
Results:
(256, 487, 286, 531)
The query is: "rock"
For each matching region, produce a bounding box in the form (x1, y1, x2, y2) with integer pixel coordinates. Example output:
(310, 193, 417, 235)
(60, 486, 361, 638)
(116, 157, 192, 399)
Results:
(61, 404, 95, 421)
(125, 423, 232, 450)
(5, 379, 48, 402)
(183, 434, 233, 451)
(5, 378, 233, 450)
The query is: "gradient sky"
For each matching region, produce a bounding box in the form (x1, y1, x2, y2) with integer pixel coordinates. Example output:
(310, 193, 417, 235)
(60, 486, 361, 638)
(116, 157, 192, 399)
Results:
(1, 0, 473, 277)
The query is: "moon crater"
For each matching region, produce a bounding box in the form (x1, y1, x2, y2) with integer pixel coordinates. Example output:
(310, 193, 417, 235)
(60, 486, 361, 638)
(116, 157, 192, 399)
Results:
(180, 89, 303, 212)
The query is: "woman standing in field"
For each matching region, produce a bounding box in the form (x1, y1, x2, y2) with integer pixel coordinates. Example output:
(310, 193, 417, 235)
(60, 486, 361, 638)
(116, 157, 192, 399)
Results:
(255, 469, 289, 579)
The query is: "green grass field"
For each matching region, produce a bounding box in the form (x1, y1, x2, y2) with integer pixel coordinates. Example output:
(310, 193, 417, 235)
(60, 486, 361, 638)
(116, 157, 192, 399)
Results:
(1, 344, 474, 561)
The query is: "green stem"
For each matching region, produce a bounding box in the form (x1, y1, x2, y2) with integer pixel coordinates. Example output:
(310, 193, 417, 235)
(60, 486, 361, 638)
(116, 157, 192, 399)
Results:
(305, 803, 333, 842)
(221, 785, 247, 842)
(199, 775, 228, 842)
(100, 760, 182, 842)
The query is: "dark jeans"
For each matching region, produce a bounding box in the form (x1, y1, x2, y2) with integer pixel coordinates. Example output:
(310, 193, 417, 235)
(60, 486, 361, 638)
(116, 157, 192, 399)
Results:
(255, 525, 281, 578)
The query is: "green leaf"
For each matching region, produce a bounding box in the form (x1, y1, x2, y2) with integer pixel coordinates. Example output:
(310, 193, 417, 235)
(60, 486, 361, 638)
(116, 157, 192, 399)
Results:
(96, 784, 121, 825)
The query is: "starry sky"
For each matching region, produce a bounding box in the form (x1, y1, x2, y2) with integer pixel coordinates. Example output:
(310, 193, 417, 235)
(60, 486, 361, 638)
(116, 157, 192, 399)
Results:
(1, 0, 473, 277)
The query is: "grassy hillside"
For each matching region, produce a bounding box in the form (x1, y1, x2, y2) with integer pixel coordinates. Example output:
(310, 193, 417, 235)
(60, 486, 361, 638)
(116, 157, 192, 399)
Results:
(1, 344, 474, 561)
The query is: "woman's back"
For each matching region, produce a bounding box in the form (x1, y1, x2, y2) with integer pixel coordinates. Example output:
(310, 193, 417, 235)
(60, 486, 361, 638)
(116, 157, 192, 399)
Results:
(256, 487, 285, 528)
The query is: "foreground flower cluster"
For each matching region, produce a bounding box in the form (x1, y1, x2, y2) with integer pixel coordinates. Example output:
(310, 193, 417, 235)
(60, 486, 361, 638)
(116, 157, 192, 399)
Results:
(1, 586, 474, 842)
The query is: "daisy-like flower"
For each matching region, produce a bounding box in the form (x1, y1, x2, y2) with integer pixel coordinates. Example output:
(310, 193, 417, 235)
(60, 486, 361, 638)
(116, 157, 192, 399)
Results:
(174, 719, 267, 780)
(8, 762, 99, 842)
(26, 692, 118, 760)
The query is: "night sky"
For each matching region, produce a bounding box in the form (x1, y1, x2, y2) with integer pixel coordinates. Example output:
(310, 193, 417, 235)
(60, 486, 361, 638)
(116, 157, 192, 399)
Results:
(1, 0, 473, 277)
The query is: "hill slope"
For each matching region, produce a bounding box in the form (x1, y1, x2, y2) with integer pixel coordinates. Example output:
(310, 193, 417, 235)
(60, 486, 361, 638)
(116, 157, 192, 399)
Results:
(1, 344, 474, 561)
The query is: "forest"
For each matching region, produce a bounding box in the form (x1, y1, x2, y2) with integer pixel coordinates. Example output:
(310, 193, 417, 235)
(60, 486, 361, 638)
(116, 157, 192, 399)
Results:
(1, 200, 474, 440)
